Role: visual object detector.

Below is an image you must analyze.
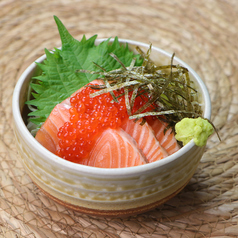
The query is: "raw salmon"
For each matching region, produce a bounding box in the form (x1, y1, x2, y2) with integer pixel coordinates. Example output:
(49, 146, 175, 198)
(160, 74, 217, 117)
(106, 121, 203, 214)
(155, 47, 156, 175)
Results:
(84, 128, 147, 168)
(35, 102, 71, 153)
(121, 119, 168, 163)
(146, 117, 180, 155)
(35, 80, 180, 168)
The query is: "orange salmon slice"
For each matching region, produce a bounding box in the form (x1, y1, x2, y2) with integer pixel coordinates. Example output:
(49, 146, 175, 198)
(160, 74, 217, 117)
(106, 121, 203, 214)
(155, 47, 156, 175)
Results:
(85, 128, 147, 168)
(146, 117, 180, 155)
(35, 103, 71, 153)
(121, 119, 168, 163)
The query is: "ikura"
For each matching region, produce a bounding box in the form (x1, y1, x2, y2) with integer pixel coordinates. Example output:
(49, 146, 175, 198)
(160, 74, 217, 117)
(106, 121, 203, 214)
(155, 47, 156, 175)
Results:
(56, 83, 150, 163)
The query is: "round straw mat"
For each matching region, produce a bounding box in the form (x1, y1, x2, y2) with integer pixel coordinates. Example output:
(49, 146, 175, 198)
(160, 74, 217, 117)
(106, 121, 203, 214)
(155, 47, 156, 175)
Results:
(1, 0, 238, 237)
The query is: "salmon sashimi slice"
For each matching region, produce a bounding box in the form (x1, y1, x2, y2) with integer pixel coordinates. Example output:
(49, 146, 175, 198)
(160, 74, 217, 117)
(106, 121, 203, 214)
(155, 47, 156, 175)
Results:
(35, 103, 71, 153)
(35, 80, 104, 154)
(121, 119, 168, 163)
(84, 128, 147, 168)
(146, 117, 180, 155)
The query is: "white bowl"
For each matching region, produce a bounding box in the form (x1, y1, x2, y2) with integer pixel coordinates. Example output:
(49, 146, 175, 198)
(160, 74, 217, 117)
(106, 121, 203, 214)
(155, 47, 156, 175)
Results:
(12, 39, 211, 217)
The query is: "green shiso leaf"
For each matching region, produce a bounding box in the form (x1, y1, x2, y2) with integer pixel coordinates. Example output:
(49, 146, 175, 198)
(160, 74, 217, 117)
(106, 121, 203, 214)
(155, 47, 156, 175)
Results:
(26, 16, 143, 127)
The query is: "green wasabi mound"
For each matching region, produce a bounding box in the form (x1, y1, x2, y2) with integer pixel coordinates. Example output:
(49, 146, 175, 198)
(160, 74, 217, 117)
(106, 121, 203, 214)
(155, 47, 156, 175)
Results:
(175, 117, 214, 147)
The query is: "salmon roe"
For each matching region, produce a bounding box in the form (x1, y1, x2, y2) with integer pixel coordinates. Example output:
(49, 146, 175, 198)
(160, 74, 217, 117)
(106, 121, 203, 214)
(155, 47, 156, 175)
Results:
(56, 83, 149, 163)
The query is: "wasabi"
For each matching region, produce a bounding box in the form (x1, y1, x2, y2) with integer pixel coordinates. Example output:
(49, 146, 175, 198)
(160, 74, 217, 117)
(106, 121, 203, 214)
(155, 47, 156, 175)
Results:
(175, 117, 214, 147)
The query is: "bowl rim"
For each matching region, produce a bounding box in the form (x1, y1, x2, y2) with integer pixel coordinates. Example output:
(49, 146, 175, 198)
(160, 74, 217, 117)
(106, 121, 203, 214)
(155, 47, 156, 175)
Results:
(12, 38, 211, 177)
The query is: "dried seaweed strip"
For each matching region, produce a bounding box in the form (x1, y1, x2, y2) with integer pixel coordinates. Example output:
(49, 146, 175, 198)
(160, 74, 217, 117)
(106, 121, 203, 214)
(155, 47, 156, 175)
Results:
(90, 80, 140, 98)
(130, 84, 139, 110)
(77, 44, 203, 130)
(141, 44, 152, 74)
(136, 45, 154, 71)
(129, 110, 201, 120)
(109, 53, 127, 70)
(124, 77, 132, 115)
(128, 58, 136, 71)
(103, 78, 119, 103)
(92, 62, 107, 72)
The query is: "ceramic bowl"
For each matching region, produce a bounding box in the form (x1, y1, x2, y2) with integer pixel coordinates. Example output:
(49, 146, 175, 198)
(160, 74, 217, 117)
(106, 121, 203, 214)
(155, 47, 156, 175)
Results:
(12, 39, 211, 217)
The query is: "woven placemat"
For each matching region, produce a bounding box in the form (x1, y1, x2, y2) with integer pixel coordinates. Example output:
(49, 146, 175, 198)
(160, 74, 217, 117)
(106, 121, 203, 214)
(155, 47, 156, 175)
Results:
(1, 0, 238, 237)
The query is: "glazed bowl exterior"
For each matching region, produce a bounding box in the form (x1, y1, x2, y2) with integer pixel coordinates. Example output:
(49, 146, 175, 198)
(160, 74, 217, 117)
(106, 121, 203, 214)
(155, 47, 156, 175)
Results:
(12, 39, 211, 217)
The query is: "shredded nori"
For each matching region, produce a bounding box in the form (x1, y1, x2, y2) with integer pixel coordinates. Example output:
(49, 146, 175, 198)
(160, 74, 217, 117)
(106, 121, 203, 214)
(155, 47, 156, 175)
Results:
(76, 44, 203, 131)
